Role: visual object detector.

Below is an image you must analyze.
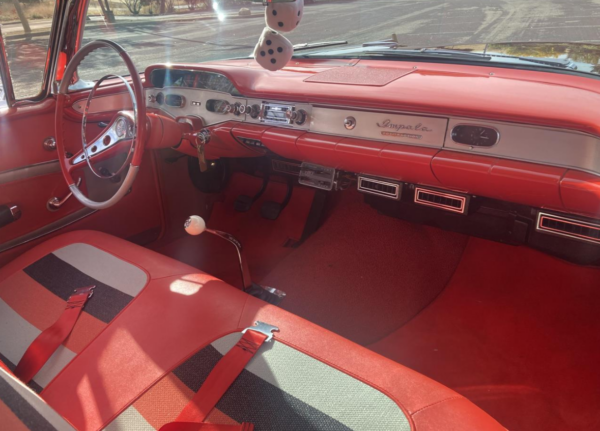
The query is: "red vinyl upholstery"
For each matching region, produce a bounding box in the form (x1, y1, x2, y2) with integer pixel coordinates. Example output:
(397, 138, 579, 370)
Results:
(0, 231, 504, 430)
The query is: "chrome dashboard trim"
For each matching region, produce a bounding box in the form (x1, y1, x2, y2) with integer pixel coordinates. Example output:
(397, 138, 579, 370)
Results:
(146, 87, 246, 125)
(443, 118, 600, 175)
(139, 86, 600, 176)
(310, 106, 449, 147)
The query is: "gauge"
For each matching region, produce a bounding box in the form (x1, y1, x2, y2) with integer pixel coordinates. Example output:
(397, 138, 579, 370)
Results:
(115, 117, 128, 138)
(165, 94, 185, 108)
(206, 99, 231, 114)
(451, 125, 499, 147)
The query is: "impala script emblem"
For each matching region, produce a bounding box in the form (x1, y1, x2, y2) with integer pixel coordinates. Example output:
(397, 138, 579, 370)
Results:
(377, 119, 433, 140)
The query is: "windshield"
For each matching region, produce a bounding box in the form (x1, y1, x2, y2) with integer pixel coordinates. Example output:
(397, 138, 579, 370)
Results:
(76, 0, 600, 79)
(4, 0, 600, 96)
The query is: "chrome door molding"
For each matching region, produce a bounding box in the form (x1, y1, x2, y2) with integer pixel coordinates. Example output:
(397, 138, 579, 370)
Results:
(0, 207, 96, 253)
(0, 160, 61, 185)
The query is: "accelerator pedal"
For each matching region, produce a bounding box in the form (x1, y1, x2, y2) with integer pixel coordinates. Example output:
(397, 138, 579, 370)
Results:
(261, 179, 293, 220)
(234, 174, 269, 212)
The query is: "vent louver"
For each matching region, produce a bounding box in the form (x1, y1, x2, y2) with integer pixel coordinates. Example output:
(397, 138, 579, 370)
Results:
(271, 160, 301, 176)
(537, 212, 600, 244)
(357, 176, 401, 200)
(414, 188, 468, 214)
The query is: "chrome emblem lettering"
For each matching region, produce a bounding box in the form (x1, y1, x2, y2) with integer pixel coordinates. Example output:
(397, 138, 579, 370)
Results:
(376, 119, 433, 139)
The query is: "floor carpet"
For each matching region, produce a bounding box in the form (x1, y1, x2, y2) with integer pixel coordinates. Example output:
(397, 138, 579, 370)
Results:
(261, 189, 469, 345)
(369, 237, 600, 431)
(152, 172, 314, 288)
(154, 176, 600, 430)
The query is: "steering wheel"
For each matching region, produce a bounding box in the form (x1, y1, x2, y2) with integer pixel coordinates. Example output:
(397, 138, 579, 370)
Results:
(55, 40, 146, 210)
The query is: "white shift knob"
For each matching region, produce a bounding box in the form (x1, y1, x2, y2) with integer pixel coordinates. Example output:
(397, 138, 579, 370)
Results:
(184, 215, 206, 236)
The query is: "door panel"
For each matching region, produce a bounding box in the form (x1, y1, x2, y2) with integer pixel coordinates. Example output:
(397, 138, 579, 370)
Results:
(0, 100, 166, 261)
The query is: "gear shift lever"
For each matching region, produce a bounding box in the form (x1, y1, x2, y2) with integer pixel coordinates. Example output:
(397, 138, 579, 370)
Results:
(184, 215, 286, 305)
(185, 215, 253, 290)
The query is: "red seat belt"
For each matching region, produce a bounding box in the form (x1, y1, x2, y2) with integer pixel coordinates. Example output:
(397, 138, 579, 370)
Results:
(159, 322, 279, 431)
(14, 286, 95, 384)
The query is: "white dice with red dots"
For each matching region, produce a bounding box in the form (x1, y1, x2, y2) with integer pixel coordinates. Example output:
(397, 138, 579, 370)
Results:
(265, 0, 304, 33)
(254, 27, 293, 71)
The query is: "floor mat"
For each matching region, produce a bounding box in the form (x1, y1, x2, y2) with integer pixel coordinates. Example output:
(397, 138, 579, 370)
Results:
(260, 189, 469, 345)
(152, 172, 314, 287)
(369, 237, 600, 431)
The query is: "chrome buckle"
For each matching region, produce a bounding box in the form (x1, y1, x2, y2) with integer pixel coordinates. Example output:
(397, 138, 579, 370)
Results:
(242, 321, 279, 342)
(73, 285, 96, 299)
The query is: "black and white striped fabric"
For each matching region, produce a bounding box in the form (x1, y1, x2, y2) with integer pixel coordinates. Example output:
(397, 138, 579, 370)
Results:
(107, 333, 411, 430)
(0, 366, 74, 431)
(0, 243, 148, 392)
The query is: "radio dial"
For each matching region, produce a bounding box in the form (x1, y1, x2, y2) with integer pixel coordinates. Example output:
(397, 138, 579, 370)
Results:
(248, 104, 261, 119)
(286, 109, 308, 125)
(232, 102, 243, 116)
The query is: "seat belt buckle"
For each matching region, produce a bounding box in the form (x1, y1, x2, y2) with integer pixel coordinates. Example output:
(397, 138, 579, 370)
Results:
(242, 321, 279, 342)
(67, 286, 96, 308)
(73, 285, 96, 299)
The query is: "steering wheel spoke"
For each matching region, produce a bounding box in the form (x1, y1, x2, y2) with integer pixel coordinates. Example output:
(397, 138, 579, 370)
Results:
(55, 40, 146, 210)
(70, 111, 135, 174)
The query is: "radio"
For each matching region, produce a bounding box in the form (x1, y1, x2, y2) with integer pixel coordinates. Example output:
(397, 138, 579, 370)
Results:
(260, 103, 308, 125)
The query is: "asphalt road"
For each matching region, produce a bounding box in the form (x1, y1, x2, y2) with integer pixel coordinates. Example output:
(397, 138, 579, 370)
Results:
(5, 0, 600, 98)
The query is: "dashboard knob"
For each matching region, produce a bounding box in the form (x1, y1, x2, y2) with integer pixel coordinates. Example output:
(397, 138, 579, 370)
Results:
(344, 116, 357, 130)
(184, 215, 206, 236)
(232, 102, 243, 116)
(248, 104, 261, 119)
(285, 109, 308, 125)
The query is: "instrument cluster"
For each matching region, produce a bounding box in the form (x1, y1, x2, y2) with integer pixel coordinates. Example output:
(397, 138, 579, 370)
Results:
(150, 69, 242, 96)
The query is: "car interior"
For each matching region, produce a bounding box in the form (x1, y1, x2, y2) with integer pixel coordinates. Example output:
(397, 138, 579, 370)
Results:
(1, 0, 600, 430)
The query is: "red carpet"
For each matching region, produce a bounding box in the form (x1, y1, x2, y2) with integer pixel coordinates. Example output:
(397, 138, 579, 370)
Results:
(369, 237, 600, 431)
(154, 174, 600, 430)
(261, 189, 469, 345)
(153, 172, 314, 288)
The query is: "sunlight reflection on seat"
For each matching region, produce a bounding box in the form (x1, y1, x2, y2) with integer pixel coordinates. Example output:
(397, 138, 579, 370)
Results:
(169, 275, 206, 296)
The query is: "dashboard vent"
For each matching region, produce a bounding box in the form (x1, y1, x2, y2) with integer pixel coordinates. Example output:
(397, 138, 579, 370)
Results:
(357, 176, 401, 200)
(272, 159, 301, 176)
(537, 212, 600, 244)
(414, 187, 468, 214)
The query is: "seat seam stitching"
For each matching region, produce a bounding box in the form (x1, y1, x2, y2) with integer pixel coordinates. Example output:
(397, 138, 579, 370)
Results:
(411, 395, 464, 416)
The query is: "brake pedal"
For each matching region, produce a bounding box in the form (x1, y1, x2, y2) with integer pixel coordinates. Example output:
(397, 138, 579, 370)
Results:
(261, 180, 293, 220)
(234, 174, 269, 212)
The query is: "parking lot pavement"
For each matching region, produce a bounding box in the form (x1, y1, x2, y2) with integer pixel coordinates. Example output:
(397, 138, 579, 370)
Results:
(4, 0, 600, 98)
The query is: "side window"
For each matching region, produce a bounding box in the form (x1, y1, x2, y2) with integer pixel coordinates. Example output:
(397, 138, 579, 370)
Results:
(0, 0, 56, 101)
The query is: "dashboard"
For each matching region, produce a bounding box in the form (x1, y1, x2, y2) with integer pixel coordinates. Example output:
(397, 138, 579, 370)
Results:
(71, 61, 600, 236)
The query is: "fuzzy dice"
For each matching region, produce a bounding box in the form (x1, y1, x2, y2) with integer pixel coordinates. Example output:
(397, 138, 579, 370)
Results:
(265, 0, 304, 33)
(254, 27, 294, 71)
